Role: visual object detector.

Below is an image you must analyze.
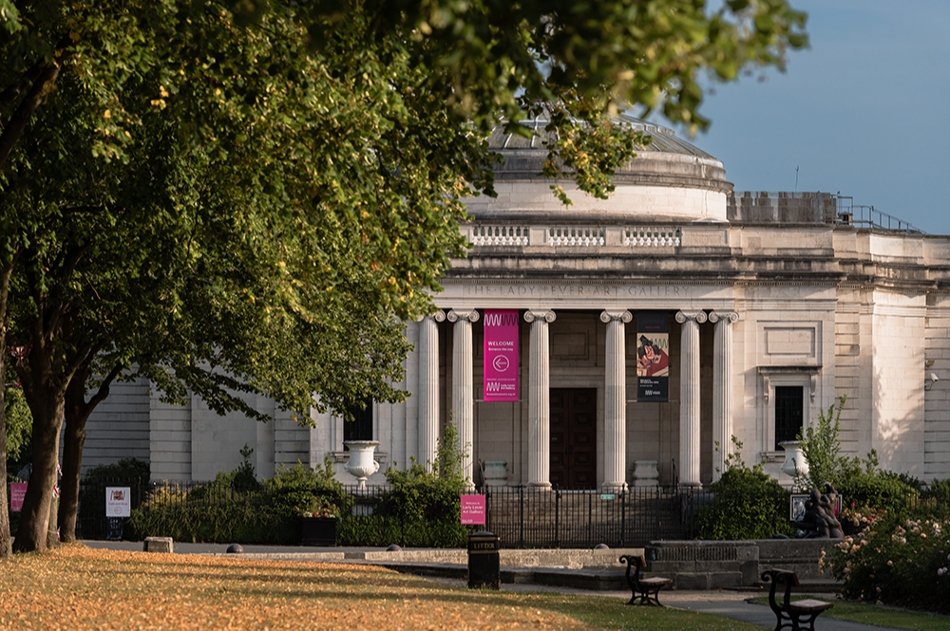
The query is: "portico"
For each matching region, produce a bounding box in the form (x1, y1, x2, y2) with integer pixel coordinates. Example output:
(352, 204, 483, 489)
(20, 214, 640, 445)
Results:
(412, 280, 745, 490)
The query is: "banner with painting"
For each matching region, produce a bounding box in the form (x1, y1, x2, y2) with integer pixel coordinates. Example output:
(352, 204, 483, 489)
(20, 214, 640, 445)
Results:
(483, 309, 519, 402)
(636, 312, 670, 402)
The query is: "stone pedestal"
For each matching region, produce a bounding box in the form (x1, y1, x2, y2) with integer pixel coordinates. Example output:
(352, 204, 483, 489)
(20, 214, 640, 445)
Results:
(144, 536, 174, 553)
(632, 460, 660, 487)
(482, 461, 508, 487)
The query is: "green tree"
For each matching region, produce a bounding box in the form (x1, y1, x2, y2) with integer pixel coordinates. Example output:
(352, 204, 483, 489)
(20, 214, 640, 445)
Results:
(0, 1, 808, 554)
(796, 395, 848, 491)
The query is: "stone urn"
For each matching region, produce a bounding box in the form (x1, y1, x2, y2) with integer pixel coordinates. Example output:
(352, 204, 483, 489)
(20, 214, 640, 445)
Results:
(482, 460, 508, 487)
(779, 441, 809, 479)
(344, 440, 380, 489)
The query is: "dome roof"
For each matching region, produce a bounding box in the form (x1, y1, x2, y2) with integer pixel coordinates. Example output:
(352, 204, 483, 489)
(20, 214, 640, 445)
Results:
(489, 113, 715, 159)
(486, 113, 730, 194)
(466, 113, 732, 222)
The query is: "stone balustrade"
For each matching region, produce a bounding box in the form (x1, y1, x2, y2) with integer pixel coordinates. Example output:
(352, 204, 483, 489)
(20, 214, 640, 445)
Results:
(466, 225, 683, 249)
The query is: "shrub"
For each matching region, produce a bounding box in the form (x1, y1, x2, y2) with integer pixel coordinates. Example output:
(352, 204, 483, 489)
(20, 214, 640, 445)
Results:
(79, 458, 150, 540)
(370, 420, 470, 547)
(833, 452, 920, 518)
(695, 438, 794, 540)
(830, 513, 950, 613)
(795, 395, 921, 523)
(131, 454, 326, 544)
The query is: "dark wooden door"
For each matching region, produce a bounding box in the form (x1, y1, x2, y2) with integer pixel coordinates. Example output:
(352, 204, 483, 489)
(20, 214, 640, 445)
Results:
(549, 388, 597, 489)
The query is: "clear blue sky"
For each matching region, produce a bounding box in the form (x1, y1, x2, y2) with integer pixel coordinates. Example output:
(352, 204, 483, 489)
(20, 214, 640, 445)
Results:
(660, 0, 950, 235)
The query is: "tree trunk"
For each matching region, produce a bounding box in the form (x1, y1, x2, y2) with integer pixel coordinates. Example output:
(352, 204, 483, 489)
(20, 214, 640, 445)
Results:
(58, 414, 84, 543)
(11, 393, 65, 553)
(0, 257, 14, 558)
(59, 373, 92, 543)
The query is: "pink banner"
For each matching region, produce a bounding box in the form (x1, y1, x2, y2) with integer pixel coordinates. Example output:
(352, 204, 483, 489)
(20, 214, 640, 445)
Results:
(460, 494, 486, 525)
(483, 309, 519, 402)
(10, 482, 27, 512)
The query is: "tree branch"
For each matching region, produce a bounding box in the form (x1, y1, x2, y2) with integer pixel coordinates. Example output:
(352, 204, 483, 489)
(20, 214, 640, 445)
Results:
(0, 60, 61, 171)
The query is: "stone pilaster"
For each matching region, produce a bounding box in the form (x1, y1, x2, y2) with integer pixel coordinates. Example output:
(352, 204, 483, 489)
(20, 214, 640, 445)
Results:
(675, 310, 707, 487)
(418, 311, 445, 472)
(524, 309, 556, 488)
(601, 309, 632, 491)
(709, 311, 739, 481)
(447, 309, 479, 489)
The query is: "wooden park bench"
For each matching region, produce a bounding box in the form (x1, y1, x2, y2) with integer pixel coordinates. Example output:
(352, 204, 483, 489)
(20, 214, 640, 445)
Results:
(761, 569, 834, 631)
(619, 554, 672, 607)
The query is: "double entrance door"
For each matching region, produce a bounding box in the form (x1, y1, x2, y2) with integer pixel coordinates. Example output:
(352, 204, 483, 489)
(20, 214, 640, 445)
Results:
(549, 388, 597, 489)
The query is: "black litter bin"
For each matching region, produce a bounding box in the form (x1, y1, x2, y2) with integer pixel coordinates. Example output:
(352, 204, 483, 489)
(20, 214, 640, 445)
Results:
(467, 531, 500, 589)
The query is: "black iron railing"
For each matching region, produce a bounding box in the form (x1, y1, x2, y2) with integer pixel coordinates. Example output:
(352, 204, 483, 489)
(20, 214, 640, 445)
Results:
(484, 485, 710, 548)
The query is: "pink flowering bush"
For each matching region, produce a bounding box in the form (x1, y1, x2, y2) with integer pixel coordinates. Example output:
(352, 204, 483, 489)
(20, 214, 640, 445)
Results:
(829, 511, 950, 613)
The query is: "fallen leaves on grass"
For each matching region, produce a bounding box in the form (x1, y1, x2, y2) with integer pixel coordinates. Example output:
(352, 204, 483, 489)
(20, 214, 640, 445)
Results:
(0, 546, 593, 630)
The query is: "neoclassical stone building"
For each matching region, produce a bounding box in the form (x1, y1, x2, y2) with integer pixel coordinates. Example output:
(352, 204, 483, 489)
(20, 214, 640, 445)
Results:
(84, 116, 950, 488)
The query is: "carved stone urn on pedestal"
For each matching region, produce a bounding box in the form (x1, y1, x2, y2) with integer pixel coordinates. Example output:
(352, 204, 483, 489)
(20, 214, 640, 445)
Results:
(343, 440, 380, 490)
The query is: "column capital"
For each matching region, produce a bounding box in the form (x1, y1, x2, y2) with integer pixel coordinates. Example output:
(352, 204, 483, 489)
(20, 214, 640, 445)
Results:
(708, 310, 739, 324)
(675, 310, 708, 325)
(422, 310, 446, 323)
(600, 309, 633, 324)
(524, 309, 556, 324)
(447, 309, 479, 323)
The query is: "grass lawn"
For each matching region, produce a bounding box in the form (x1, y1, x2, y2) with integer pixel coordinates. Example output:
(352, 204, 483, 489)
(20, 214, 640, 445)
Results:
(750, 596, 950, 631)
(0, 545, 760, 630)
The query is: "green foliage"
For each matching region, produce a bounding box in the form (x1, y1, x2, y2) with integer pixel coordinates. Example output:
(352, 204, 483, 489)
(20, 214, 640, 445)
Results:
(830, 513, 950, 614)
(79, 458, 151, 539)
(81, 458, 151, 486)
(374, 421, 469, 547)
(795, 396, 920, 517)
(3, 385, 30, 464)
(832, 453, 920, 518)
(131, 484, 293, 544)
(264, 459, 350, 519)
(231, 445, 261, 494)
(695, 438, 794, 540)
(1, 0, 809, 550)
(921, 479, 950, 520)
(796, 396, 848, 491)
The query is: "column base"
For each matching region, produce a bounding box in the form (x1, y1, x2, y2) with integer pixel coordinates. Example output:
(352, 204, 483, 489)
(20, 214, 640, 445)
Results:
(601, 482, 627, 493)
(527, 481, 552, 490)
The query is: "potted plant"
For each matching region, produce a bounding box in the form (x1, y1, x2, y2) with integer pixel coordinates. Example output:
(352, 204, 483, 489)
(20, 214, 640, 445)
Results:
(298, 498, 340, 546)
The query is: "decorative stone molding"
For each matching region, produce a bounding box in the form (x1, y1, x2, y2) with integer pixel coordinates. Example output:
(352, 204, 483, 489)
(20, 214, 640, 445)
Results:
(599, 310, 634, 324)
(549, 226, 605, 247)
(757, 366, 822, 402)
(447, 309, 480, 324)
(524, 309, 557, 324)
(675, 310, 708, 325)
(471, 225, 530, 246)
(624, 227, 682, 247)
(422, 310, 446, 324)
(708, 311, 739, 325)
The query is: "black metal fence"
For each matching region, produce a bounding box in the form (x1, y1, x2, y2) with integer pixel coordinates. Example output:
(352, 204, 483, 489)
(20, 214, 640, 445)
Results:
(485, 486, 711, 549)
(77, 479, 709, 548)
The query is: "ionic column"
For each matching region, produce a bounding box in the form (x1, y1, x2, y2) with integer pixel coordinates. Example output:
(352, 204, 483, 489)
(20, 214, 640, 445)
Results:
(675, 310, 707, 487)
(709, 311, 739, 481)
(524, 309, 556, 488)
(447, 309, 479, 489)
(418, 311, 445, 472)
(601, 310, 632, 492)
